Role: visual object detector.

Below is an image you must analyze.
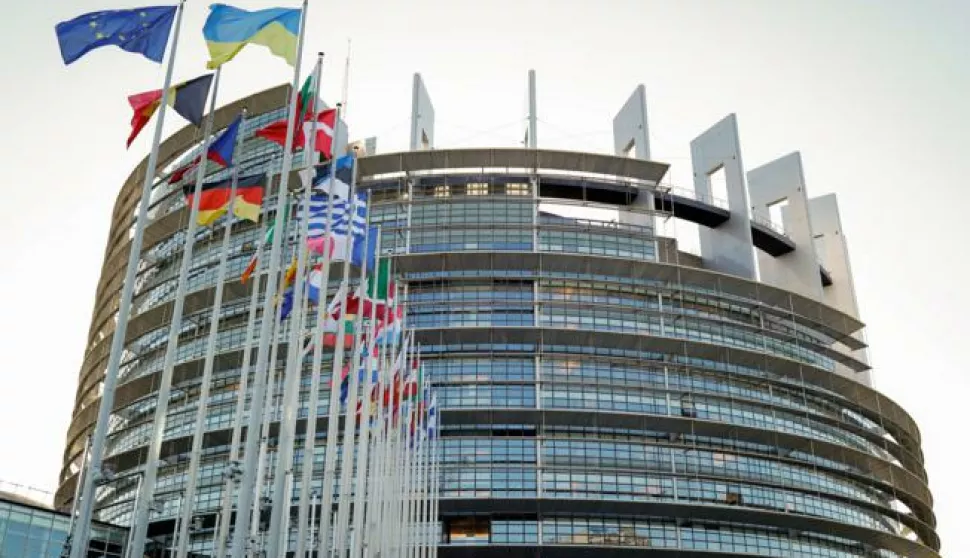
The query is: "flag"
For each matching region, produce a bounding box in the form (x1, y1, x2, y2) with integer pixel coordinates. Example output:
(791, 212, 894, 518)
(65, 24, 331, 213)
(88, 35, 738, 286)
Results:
(169, 114, 243, 182)
(310, 191, 368, 263)
(241, 223, 274, 284)
(307, 263, 326, 305)
(183, 174, 265, 226)
(301, 192, 360, 255)
(375, 306, 404, 346)
(300, 154, 353, 198)
(128, 73, 213, 147)
(55, 6, 177, 65)
(255, 74, 314, 148)
(323, 309, 356, 349)
(338, 341, 379, 403)
(258, 109, 334, 154)
(282, 257, 298, 290)
(368, 259, 394, 301)
(352, 225, 378, 271)
(426, 394, 438, 440)
(202, 4, 301, 68)
(304, 108, 337, 157)
(279, 287, 295, 321)
(241, 255, 258, 285)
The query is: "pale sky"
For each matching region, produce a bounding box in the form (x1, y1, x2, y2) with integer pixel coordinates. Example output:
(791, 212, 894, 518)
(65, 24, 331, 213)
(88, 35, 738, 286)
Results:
(0, 0, 966, 555)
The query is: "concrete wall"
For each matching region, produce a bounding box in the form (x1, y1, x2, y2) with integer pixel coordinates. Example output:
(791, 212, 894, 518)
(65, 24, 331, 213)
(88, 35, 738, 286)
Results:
(748, 152, 823, 299)
(691, 114, 756, 280)
(410, 73, 435, 151)
(809, 193, 872, 386)
(613, 85, 651, 160)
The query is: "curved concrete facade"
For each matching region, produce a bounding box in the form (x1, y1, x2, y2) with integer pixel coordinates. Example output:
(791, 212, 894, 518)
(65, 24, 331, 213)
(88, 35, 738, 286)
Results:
(59, 88, 939, 557)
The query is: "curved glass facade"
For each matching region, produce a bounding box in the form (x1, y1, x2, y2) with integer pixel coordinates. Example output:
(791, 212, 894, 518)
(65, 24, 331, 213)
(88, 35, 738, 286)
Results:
(59, 89, 939, 558)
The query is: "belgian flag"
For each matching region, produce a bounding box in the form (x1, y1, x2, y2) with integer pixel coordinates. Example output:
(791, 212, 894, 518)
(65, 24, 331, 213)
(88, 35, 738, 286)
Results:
(183, 174, 265, 226)
(127, 73, 213, 147)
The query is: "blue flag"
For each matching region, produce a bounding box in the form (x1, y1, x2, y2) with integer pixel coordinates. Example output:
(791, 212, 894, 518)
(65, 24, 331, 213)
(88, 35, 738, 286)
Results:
(55, 6, 177, 65)
(352, 226, 379, 271)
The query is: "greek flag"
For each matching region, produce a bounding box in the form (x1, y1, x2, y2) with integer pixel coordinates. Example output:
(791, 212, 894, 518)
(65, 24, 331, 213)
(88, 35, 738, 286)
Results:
(300, 191, 371, 267)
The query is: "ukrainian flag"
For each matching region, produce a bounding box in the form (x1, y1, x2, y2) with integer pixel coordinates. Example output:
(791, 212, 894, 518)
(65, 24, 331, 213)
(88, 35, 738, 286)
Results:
(203, 4, 302, 69)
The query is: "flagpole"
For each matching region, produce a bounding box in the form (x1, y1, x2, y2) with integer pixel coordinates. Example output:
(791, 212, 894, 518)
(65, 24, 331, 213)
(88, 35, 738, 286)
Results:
(315, 149, 358, 556)
(411, 404, 428, 558)
(174, 103, 245, 558)
(288, 51, 325, 558)
(251, 194, 296, 555)
(68, 3, 187, 558)
(393, 338, 415, 558)
(299, 172, 342, 556)
(333, 193, 372, 558)
(341, 38, 351, 118)
(350, 228, 381, 558)
(264, 48, 325, 553)
(369, 282, 404, 556)
(214, 183, 265, 558)
(128, 62, 223, 558)
(431, 400, 441, 558)
(294, 66, 336, 558)
(382, 293, 409, 558)
(230, 0, 311, 554)
(364, 262, 394, 558)
(351, 253, 390, 558)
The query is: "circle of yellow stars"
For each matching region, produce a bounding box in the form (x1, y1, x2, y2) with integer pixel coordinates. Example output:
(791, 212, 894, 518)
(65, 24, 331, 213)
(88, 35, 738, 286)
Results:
(87, 10, 153, 41)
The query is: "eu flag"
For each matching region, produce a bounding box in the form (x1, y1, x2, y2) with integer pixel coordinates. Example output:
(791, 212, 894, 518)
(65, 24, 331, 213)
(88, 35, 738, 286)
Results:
(55, 6, 177, 65)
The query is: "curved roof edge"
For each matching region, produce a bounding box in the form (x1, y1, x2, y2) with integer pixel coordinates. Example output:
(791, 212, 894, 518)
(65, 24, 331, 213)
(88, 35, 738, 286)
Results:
(358, 147, 671, 184)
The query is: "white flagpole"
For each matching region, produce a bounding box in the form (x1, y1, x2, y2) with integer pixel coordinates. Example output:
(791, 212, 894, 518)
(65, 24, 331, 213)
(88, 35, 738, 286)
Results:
(265, 51, 325, 555)
(215, 171, 266, 558)
(230, 1, 310, 553)
(68, 4, 187, 558)
(333, 208, 372, 557)
(128, 63, 223, 558)
(414, 399, 428, 558)
(341, 38, 351, 118)
(362, 256, 391, 558)
(381, 293, 408, 558)
(309, 490, 319, 552)
(396, 339, 414, 558)
(315, 153, 359, 556)
(431, 403, 441, 558)
(407, 390, 426, 558)
(297, 106, 343, 557)
(351, 231, 381, 558)
(252, 204, 295, 554)
(175, 105, 247, 558)
(293, 52, 327, 558)
(377, 339, 399, 558)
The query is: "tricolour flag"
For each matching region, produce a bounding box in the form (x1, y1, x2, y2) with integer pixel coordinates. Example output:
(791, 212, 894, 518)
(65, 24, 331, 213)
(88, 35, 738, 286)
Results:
(183, 174, 264, 226)
(368, 258, 394, 301)
(202, 4, 301, 68)
(55, 6, 177, 65)
(169, 114, 243, 182)
(128, 73, 213, 147)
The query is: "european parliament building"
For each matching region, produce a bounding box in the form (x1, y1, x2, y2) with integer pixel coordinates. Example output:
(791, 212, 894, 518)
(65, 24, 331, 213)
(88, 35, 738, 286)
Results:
(57, 75, 939, 557)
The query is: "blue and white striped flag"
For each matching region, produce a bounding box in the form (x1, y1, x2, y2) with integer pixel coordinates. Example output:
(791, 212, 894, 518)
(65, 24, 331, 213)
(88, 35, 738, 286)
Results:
(300, 191, 370, 266)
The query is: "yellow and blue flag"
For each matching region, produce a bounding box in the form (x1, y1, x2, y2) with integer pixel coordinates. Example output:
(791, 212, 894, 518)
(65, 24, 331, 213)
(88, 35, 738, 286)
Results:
(202, 4, 302, 69)
(55, 6, 177, 65)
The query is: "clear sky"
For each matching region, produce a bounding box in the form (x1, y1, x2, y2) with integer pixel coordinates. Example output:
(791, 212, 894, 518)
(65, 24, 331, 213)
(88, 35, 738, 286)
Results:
(0, 0, 966, 554)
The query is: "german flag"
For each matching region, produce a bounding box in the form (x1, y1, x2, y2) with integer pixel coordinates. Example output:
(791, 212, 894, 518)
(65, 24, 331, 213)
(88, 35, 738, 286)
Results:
(183, 174, 265, 226)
